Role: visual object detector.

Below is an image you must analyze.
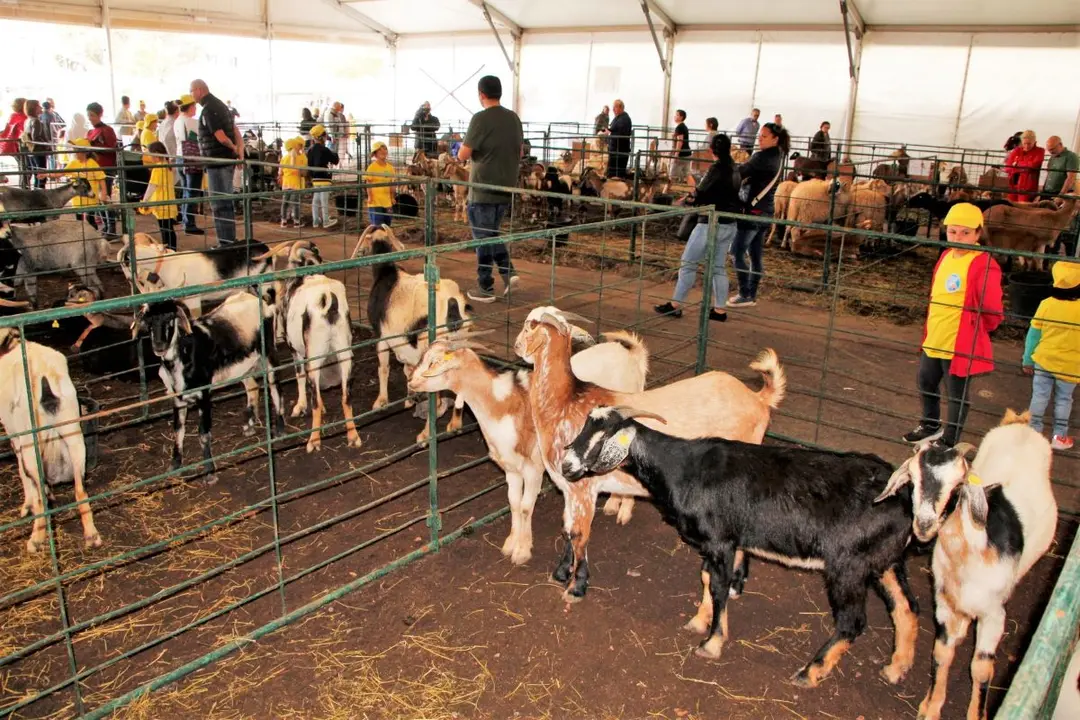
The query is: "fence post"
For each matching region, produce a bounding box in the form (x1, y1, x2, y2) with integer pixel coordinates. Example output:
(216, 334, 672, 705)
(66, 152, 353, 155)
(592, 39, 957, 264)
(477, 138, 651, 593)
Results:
(629, 150, 642, 261)
(695, 211, 719, 375)
(821, 142, 843, 289)
(423, 177, 442, 548)
(242, 158, 254, 244)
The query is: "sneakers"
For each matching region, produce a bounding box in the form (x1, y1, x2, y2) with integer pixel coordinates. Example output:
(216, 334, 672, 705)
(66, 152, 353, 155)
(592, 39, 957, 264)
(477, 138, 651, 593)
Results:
(709, 309, 728, 323)
(903, 424, 944, 444)
(654, 302, 683, 318)
(467, 287, 497, 304)
(502, 274, 520, 297)
(325, 218, 339, 229)
(727, 295, 756, 308)
(1051, 435, 1074, 451)
(280, 219, 289, 228)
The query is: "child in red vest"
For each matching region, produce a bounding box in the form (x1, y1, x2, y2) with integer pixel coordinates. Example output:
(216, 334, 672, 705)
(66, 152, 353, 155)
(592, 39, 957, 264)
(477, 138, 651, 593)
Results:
(905, 203, 1004, 447)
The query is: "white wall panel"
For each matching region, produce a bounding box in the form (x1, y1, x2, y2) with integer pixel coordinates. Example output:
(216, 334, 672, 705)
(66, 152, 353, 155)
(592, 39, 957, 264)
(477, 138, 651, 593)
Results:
(518, 35, 591, 124)
(669, 31, 759, 134)
(586, 33, 666, 128)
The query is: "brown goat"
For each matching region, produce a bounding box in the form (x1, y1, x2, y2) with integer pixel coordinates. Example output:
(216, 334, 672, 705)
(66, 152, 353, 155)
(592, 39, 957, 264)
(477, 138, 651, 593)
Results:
(983, 198, 1078, 269)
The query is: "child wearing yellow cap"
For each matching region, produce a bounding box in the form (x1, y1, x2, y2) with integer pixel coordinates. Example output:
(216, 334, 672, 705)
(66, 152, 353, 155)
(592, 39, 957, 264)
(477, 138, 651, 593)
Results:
(905, 203, 1004, 446)
(1024, 259, 1080, 451)
(364, 141, 395, 226)
(306, 124, 339, 229)
(60, 138, 108, 230)
(140, 115, 159, 150)
(140, 141, 179, 249)
(278, 137, 307, 227)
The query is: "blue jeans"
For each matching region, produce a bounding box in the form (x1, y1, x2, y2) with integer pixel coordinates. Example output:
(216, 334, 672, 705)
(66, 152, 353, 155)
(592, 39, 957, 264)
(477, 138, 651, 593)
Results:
(673, 221, 736, 309)
(368, 207, 392, 226)
(181, 171, 203, 229)
(205, 165, 236, 243)
(468, 202, 512, 291)
(731, 220, 768, 300)
(312, 184, 331, 226)
(1029, 364, 1076, 438)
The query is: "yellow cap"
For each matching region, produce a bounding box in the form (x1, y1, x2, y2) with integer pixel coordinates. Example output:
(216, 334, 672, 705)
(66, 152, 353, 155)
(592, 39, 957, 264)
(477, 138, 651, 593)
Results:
(1052, 260, 1080, 289)
(144, 114, 157, 127)
(135, 120, 144, 131)
(285, 136, 304, 152)
(943, 202, 984, 230)
(70, 138, 91, 148)
(371, 141, 387, 155)
(310, 124, 326, 138)
(177, 94, 196, 107)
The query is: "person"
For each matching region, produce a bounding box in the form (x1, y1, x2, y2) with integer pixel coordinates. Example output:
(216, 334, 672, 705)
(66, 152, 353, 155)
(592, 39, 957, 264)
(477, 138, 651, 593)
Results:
(133, 100, 147, 123)
(21, 100, 51, 190)
(277, 137, 306, 228)
(904, 203, 1003, 447)
(140, 114, 159, 149)
(606, 99, 632, 179)
(701, 117, 720, 147)
(733, 108, 760, 151)
(364, 140, 394, 227)
(299, 107, 316, 142)
(1, 98, 28, 188)
(158, 101, 180, 187)
(325, 102, 347, 154)
(458, 75, 523, 303)
(191, 78, 243, 244)
(312, 108, 321, 121)
(773, 114, 783, 127)
(129, 121, 144, 152)
(140, 141, 179, 250)
(67, 112, 89, 143)
(1004, 131, 1023, 153)
(412, 102, 440, 155)
(810, 121, 832, 162)
(86, 102, 119, 237)
(1024, 260, 1079, 451)
(654, 133, 742, 323)
(670, 109, 691, 182)
(174, 94, 205, 235)
(306, 124, 339, 229)
(59, 138, 107, 230)
(594, 105, 610, 135)
(226, 100, 240, 119)
(728, 122, 788, 307)
(1003, 130, 1045, 202)
(1044, 135, 1079, 257)
(115, 95, 135, 135)
(41, 101, 65, 171)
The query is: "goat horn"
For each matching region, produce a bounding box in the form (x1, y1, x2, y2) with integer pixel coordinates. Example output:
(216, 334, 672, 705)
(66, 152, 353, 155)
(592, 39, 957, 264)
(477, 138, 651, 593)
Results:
(0, 297, 30, 309)
(612, 405, 669, 425)
(555, 310, 594, 325)
(538, 311, 567, 330)
(253, 242, 294, 261)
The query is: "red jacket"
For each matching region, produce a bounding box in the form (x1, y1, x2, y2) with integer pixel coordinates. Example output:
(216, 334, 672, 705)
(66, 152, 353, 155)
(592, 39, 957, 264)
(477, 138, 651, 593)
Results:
(921, 249, 1004, 377)
(0, 111, 26, 155)
(87, 122, 118, 169)
(1004, 145, 1045, 202)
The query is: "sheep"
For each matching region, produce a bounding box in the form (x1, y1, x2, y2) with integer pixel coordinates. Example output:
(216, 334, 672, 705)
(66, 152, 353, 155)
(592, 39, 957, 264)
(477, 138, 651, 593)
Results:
(132, 291, 287, 484)
(118, 232, 272, 317)
(785, 179, 858, 260)
(849, 187, 889, 244)
(441, 160, 470, 222)
(256, 240, 361, 454)
(350, 224, 471, 444)
(0, 327, 101, 552)
(983, 198, 1078, 269)
(406, 326, 649, 565)
(0, 217, 124, 306)
(580, 167, 631, 202)
(559, 405, 919, 689)
(766, 179, 799, 248)
(0, 179, 95, 222)
(875, 410, 1056, 720)
(513, 306, 784, 606)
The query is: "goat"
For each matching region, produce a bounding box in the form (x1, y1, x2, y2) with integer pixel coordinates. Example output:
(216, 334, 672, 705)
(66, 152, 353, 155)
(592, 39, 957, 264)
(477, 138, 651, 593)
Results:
(441, 160, 470, 222)
(876, 410, 1056, 720)
(542, 166, 572, 222)
(351, 224, 470, 443)
(0, 327, 101, 552)
(561, 405, 919, 689)
(407, 326, 648, 564)
(513, 306, 784, 607)
(257, 241, 361, 453)
(119, 233, 272, 317)
(983, 198, 1078, 270)
(0, 218, 124, 306)
(0, 179, 95, 223)
(788, 152, 829, 181)
(62, 284, 155, 379)
(133, 292, 286, 484)
(579, 167, 631, 202)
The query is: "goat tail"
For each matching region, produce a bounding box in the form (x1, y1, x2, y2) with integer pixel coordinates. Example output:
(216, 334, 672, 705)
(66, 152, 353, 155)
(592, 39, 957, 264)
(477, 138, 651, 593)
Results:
(600, 330, 649, 379)
(750, 348, 785, 410)
(38, 376, 61, 416)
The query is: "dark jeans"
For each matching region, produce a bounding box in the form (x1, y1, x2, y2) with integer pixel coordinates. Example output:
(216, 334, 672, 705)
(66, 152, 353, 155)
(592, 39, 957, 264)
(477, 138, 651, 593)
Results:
(182, 171, 203, 229)
(732, 221, 767, 300)
(606, 145, 630, 178)
(28, 153, 46, 189)
(158, 218, 177, 250)
(917, 353, 973, 446)
(1053, 214, 1079, 258)
(205, 165, 236, 244)
(368, 207, 392, 227)
(100, 171, 117, 236)
(468, 202, 512, 291)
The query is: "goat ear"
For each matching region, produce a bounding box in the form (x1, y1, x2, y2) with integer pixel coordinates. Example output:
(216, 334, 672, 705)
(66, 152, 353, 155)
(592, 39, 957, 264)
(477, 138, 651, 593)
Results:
(875, 461, 913, 503)
(964, 483, 990, 528)
(131, 305, 148, 338)
(596, 427, 635, 471)
(174, 305, 193, 335)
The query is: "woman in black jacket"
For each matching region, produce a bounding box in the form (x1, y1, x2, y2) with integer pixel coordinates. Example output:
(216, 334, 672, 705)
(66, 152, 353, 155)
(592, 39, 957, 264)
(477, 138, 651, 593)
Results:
(22, 100, 51, 190)
(654, 133, 742, 323)
(728, 122, 789, 307)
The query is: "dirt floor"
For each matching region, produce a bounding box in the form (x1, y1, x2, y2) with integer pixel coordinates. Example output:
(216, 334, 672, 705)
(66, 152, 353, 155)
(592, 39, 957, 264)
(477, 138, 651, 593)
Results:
(0, 201, 1076, 719)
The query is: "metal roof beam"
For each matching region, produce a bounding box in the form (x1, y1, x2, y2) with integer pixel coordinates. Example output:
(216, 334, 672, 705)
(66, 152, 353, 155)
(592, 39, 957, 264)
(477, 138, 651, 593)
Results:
(479, 3, 517, 74)
(843, 0, 865, 38)
(640, 0, 670, 73)
(643, 0, 676, 34)
(322, 0, 398, 45)
(466, 0, 522, 38)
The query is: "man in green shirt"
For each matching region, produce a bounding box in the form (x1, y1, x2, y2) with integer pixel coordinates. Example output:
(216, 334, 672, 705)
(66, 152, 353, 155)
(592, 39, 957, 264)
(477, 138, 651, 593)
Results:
(1044, 135, 1079, 257)
(459, 75, 523, 303)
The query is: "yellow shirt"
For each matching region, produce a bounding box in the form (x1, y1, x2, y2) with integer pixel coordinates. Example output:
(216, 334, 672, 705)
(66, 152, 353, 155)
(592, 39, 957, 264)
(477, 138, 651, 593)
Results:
(365, 160, 395, 208)
(142, 162, 177, 220)
(281, 150, 307, 190)
(63, 158, 105, 208)
(141, 127, 159, 150)
(923, 249, 978, 360)
(1032, 297, 1080, 382)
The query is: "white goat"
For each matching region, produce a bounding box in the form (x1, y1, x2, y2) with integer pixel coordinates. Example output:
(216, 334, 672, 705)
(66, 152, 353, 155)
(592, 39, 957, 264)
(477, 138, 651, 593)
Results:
(0, 327, 100, 552)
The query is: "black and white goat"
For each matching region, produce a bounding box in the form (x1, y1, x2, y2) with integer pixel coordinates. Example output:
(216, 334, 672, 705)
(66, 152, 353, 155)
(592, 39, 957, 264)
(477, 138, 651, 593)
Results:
(0, 327, 101, 552)
(257, 240, 361, 453)
(876, 410, 1057, 720)
(561, 406, 919, 689)
(133, 291, 286, 484)
(351, 224, 471, 443)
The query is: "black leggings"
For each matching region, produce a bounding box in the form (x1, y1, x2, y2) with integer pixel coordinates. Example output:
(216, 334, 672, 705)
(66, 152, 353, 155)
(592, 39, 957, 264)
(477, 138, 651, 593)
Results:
(158, 218, 177, 250)
(917, 352, 973, 446)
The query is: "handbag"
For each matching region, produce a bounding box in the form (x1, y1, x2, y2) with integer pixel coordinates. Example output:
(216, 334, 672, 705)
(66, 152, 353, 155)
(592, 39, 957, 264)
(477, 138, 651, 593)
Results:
(676, 211, 699, 242)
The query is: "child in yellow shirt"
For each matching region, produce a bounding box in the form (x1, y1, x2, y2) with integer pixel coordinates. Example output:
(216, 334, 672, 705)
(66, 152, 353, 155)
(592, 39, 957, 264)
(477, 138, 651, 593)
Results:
(364, 141, 395, 226)
(140, 141, 179, 249)
(62, 138, 108, 230)
(1024, 260, 1080, 451)
(141, 115, 159, 150)
(278, 137, 307, 228)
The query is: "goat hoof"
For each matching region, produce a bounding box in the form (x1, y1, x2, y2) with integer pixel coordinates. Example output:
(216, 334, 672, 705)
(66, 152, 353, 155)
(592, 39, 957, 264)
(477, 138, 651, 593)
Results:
(291, 404, 307, 418)
(242, 424, 257, 437)
(501, 534, 516, 558)
(447, 417, 463, 433)
(19, 504, 30, 518)
(552, 565, 571, 584)
(683, 616, 709, 635)
(561, 588, 585, 605)
(306, 438, 321, 454)
(789, 668, 819, 689)
(694, 637, 725, 660)
(26, 538, 44, 554)
(372, 397, 388, 411)
(84, 533, 102, 549)
(880, 663, 911, 685)
(510, 546, 532, 565)
(346, 433, 363, 449)
(601, 496, 621, 516)
(202, 473, 219, 487)
(615, 504, 634, 526)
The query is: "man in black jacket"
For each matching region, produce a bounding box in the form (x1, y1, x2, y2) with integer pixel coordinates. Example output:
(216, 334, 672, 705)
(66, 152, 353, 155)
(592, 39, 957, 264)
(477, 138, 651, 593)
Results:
(412, 102, 440, 155)
(190, 78, 242, 244)
(606, 99, 632, 179)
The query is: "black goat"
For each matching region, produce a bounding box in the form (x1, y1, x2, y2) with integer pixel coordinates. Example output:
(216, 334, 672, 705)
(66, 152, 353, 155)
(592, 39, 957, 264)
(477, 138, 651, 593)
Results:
(788, 152, 828, 181)
(561, 406, 919, 689)
(134, 292, 286, 484)
(906, 192, 1015, 242)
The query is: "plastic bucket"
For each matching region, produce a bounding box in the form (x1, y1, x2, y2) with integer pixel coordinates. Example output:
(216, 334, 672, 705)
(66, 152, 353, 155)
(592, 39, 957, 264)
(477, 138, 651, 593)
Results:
(1006, 271, 1053, 326)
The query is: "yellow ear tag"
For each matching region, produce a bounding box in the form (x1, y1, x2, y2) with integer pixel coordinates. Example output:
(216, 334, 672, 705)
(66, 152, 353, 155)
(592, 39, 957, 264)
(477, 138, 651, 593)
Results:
(968, 472, 983, 487)
(616, 430, 632, 447)
(52, 321, 60, 328)
(442, 352, 453, 361)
